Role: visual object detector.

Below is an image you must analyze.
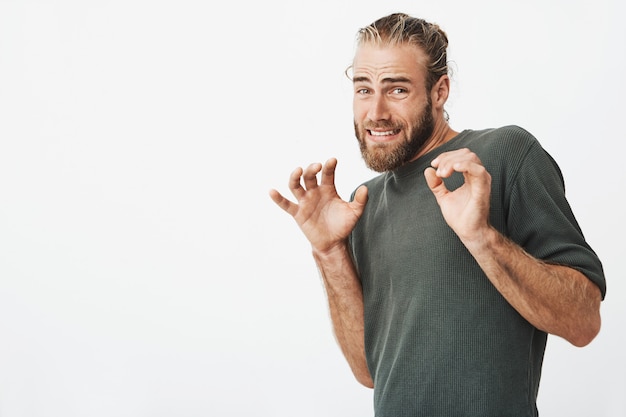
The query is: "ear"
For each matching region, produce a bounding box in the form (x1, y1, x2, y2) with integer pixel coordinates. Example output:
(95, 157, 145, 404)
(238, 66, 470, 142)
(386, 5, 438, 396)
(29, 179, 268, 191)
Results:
(431, 75, 450, 108)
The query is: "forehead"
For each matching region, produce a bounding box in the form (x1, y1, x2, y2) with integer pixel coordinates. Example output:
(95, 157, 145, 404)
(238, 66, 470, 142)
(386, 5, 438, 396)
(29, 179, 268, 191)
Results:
(352, 43, 428, 83)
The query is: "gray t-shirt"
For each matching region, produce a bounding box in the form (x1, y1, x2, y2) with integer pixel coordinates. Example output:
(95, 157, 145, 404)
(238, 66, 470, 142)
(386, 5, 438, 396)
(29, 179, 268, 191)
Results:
(349, 126, 606, 417)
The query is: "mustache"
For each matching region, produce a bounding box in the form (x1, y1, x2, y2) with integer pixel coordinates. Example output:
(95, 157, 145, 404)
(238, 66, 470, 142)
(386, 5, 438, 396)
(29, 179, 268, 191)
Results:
(361, 120, 404, 131)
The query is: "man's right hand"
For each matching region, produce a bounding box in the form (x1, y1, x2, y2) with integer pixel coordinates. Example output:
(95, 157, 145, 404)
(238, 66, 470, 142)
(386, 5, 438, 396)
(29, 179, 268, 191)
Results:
(269, 158, 368, 253)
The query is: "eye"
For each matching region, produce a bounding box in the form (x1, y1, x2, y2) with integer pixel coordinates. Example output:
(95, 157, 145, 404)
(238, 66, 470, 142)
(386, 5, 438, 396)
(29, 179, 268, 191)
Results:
(391, 87, 407, 94)
(355, 87, 371, 95)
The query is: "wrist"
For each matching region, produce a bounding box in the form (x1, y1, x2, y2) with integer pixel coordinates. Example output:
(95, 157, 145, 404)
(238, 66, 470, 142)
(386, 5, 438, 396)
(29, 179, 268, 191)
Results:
(311, 240, 360, 288)
(312, 240, 351, 261)
(459, 224, 501, 255)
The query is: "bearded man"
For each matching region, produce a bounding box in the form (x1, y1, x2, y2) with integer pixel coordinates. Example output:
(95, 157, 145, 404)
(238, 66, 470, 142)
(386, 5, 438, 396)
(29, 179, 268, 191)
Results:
(270, 13, 605, 417)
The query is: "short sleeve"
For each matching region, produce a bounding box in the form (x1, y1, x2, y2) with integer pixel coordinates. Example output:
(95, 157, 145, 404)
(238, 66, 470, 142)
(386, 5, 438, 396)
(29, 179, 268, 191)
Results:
(506, 139, 606, 298)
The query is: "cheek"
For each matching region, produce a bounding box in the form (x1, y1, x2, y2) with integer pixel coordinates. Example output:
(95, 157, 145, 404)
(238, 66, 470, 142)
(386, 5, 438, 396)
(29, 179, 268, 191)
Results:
(353, 100, 368, 120)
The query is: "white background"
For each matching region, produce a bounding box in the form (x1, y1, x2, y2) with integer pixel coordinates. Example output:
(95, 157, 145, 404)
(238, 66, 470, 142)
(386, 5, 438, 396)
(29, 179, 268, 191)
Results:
(1, 0, 624, 416)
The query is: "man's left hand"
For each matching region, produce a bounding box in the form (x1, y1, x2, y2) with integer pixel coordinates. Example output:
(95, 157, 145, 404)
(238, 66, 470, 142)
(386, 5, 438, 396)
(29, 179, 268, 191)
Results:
(424, 148, 492, 244)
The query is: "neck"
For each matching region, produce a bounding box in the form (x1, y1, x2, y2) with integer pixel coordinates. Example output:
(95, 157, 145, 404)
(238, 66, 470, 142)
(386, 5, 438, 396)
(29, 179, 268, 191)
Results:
(411, 119, 458, 162)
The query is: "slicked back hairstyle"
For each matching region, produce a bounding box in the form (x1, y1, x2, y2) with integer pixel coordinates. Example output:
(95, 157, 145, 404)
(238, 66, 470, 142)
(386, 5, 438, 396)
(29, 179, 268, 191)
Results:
(356, 13, 449, 92)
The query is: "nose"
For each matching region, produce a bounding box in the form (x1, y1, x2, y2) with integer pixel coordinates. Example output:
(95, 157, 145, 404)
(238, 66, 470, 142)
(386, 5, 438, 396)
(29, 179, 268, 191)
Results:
(367, 94, 390, 121)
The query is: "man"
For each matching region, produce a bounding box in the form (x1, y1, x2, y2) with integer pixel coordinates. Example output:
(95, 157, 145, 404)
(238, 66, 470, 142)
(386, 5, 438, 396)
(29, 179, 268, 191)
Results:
(269, 13, 606, 416)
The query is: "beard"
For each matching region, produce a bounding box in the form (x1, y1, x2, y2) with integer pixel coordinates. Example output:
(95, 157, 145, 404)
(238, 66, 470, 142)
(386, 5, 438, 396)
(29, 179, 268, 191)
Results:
(354, 99, 434, 172)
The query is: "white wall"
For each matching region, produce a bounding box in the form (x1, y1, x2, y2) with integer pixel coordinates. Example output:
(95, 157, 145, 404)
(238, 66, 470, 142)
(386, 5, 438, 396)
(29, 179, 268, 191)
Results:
(0, 1, 624, 416)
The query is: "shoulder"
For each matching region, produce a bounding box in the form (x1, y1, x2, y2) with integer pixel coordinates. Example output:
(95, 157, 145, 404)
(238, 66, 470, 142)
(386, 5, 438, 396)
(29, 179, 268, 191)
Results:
(461, 125, 563, 186)
(462, 125, 540, 154)
(460, 125, 550, 171)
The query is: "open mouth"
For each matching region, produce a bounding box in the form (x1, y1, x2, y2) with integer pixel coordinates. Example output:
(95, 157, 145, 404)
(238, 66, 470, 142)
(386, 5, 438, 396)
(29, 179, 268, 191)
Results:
(367, 129, 401, 139)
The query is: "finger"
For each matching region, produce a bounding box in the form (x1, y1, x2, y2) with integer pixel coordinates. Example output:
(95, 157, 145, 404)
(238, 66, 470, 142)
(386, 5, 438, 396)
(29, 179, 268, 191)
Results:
(269, 189, 298, 217)
(457, 161, 491, 191)
(447, 159, 490, 184)
(433, 157, 491, 196)
(424, 167, 448, 199)
(431, 148, 478, 177)
(429, 149, 468, 167)
(288, 167, 306, 200)
(320, 158, 338, 186)
(302, 162, 322, 190)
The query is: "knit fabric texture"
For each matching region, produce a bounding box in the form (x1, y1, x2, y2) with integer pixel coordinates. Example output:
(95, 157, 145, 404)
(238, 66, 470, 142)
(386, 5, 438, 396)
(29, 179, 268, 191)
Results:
(349, 125, 606, 417)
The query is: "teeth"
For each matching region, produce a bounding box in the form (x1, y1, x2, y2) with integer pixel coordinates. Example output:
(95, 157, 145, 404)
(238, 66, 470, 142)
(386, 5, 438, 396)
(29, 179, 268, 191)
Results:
(370, 130, 396, 136)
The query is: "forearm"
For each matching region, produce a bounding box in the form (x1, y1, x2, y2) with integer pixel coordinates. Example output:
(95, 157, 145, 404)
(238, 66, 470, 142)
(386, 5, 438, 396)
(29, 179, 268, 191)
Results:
(312, 243, 373, 388)
(463, 227, 602, 347)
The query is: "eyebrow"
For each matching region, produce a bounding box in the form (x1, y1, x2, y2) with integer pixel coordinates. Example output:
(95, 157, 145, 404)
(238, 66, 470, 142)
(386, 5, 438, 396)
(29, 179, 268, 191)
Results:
(352, 75, 412, 84)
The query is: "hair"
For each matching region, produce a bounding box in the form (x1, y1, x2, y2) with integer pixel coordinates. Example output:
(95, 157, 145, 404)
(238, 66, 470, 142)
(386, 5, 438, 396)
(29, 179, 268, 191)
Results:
(355, 13, 449, 92)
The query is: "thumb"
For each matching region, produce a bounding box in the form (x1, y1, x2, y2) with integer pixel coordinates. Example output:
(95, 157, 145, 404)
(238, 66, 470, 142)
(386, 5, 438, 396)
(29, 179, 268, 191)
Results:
(351, 185, 368, 213)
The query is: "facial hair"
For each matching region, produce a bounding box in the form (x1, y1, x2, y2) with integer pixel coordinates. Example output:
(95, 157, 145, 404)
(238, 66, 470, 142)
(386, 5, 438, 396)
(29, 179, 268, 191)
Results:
(354, 99, 434, 173)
